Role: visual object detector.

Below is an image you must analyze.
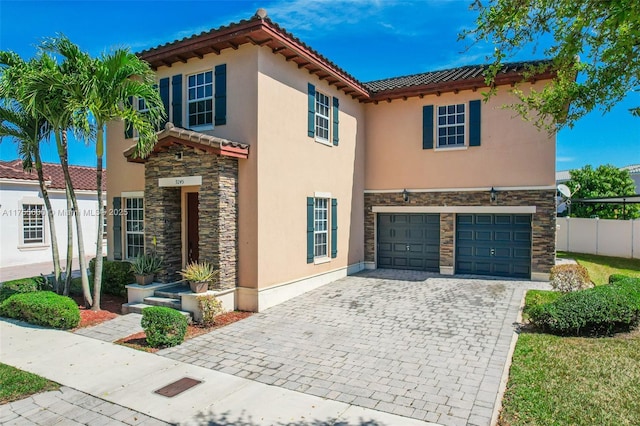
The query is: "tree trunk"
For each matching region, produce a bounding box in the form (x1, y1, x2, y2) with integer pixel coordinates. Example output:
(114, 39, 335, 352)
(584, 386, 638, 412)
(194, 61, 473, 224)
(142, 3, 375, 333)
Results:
(91, 128, 104, 311)
(60, 131, 93, 306)
(33, 146, 62, 292)
(63, 184, 73, 296)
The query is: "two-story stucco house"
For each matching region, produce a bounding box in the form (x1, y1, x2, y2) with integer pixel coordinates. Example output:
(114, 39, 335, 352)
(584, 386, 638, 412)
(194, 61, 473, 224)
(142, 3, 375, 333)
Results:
(106, 10, 556, 312)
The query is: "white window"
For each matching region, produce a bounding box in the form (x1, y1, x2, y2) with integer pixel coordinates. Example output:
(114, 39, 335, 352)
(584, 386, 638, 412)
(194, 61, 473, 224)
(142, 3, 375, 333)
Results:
(187, 71, 213, 128)
(125, 198, 144, 259)
(22, 204, 44, 244)
(437, 104, 465, 147)
(315, 91, 330, 142)
(314, 198, 329, 258)
(102, 202, 107, 239)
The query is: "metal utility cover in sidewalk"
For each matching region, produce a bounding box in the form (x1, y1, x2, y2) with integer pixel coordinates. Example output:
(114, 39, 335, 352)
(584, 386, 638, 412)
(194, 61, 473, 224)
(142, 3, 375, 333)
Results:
(154, 377, 202, 398)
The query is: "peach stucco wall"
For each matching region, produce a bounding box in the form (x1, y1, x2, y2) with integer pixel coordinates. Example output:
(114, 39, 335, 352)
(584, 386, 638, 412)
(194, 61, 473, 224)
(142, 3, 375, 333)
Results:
(364, 83, 556, 190)
(254, 47, 366, 289)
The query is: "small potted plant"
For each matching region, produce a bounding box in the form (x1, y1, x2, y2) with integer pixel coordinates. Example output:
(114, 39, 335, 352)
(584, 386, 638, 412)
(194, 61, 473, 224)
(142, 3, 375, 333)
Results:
(131, 253, 163, 285)
(179, 261, 217, 293)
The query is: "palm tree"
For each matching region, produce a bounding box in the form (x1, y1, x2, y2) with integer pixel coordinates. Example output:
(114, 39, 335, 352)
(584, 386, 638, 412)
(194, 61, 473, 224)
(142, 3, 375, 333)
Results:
(7, 48, 94, 301)
(50, 38, 164, 310)
(0, 103, 62, 291)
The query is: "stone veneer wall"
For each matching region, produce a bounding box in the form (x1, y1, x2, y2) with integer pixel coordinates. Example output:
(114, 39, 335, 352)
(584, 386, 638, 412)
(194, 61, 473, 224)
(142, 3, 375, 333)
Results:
(144, 146, 239, 288)
(364, 190, 556, 275)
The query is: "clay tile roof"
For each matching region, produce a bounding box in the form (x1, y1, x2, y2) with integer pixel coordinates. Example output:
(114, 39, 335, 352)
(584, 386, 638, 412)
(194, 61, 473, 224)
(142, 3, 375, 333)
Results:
(123, 122, 250, 162)
(621, 164, 640, 174)
(137, 10, 555, 101)
(0, 159, 106, 191)
(364, 60, 554, 93)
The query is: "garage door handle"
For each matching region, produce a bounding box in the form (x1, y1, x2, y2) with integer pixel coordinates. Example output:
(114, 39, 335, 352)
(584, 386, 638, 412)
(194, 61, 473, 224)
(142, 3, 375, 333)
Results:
(406, 245, 410, 251)
(491, 248, 495, 256)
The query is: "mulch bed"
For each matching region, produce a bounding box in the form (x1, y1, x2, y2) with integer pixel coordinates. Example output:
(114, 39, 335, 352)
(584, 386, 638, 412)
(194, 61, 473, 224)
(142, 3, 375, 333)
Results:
(116, 311, 253, 352)
(72, 293, 126, 329)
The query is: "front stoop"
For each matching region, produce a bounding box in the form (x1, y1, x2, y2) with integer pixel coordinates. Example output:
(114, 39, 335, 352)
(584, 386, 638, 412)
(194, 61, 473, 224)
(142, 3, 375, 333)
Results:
(123, 282, 236, 322)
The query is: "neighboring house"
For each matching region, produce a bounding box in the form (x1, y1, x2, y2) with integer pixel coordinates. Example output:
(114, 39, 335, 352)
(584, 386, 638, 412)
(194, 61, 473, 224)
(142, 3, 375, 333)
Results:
(0, 160, 106, 269)
(621, 164, 640, 194)
(106, 10, 556, 312)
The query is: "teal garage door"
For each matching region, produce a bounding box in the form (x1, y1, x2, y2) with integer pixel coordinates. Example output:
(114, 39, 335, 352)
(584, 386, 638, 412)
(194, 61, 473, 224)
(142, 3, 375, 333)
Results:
(456, 214, 531, 278)
(377, 214, 440, 271)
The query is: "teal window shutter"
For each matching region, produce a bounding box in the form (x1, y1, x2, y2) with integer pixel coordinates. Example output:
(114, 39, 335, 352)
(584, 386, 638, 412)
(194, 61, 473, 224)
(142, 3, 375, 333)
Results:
(469, 100, 481, 146)
(159, 77, 170, 128)
(308, 83, 315, 137)
(215, 64, 227, 125)
(422, 105, 433, 149)
(331, 198, 338, 258)
(307, 197, 314, 263)
(124, 97, 133, 139)
(172, 74, 182, 127)
(113, 197, 122, 260)
(332, 97, 339, 146)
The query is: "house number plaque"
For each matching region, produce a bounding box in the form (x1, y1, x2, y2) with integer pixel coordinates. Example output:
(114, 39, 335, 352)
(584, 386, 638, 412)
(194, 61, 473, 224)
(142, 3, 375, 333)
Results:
(158, 176, 202, 187)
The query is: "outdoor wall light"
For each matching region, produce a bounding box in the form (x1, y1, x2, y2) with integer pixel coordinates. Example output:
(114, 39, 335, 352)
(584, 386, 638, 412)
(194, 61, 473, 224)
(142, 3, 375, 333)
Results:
(403, 189, 409, 202)
(490, 187, 497, 203)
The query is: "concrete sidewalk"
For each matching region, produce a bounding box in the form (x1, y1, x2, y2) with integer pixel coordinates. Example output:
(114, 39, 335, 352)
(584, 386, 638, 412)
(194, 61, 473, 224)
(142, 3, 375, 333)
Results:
(0, 319, 438, 426)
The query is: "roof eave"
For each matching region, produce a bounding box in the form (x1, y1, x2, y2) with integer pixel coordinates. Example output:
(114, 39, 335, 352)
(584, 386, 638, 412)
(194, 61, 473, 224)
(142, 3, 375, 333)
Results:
(366, 70, 557, 103)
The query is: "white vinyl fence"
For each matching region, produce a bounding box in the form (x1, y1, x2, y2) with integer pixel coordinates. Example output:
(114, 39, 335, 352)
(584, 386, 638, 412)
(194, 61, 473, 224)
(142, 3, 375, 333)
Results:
(556, 217, 640, 259)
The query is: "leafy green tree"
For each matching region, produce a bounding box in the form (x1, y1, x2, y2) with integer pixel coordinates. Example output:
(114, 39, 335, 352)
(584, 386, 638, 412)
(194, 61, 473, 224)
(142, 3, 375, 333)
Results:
(464, 0, 639, 130)
(566, 165, 639, 219)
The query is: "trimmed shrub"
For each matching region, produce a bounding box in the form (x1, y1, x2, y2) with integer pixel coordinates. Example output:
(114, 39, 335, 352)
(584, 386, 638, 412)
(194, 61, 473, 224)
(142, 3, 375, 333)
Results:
(0, 291, 80, 329)
(529, 283, 640, 336)
(549, 264, 592, 293)
(609, 274, 630, 284)
(89, 257, 134, 297)
(0, 277, 47, 302)
(141, 306, 187, 348)
(522, 290, 562, 320)
(197, 295, 224, 327)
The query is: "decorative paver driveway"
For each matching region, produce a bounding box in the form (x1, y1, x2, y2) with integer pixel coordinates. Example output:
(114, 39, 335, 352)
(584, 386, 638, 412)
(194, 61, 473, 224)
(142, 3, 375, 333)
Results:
(160, 270, 549, 426)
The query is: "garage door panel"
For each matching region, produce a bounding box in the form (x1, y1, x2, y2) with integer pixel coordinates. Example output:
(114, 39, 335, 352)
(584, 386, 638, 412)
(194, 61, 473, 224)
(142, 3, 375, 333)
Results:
(377, 213, 440, 272)
(456, 214, 531, 279)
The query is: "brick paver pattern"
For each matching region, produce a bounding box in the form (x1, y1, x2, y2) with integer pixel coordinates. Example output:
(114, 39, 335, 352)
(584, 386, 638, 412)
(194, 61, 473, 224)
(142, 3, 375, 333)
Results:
(1, 386, 168, 426)
(160, 270, 548, 426)
(74, 313, 143, 342)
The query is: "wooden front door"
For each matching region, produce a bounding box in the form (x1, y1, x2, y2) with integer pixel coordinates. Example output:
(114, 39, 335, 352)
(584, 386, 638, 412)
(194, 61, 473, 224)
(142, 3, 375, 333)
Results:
(187, 192, 199, 263)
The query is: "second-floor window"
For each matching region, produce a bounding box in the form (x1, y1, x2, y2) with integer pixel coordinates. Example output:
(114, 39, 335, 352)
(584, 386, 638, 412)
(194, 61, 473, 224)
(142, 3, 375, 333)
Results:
(188, 71, 213, 128)
(315, 91, 330, 142)
(437, 104, 465, 147)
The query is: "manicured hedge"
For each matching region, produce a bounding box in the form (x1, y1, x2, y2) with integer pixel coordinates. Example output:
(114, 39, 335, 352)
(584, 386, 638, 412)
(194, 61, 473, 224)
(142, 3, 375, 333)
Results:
(609, 274, 630, 284)
(141, 306, 187, 348)
(530, 278, 640, 336)
(89, 257, 134, 297)
(0, 277, 47, 302)
(0, 291, 80, 329)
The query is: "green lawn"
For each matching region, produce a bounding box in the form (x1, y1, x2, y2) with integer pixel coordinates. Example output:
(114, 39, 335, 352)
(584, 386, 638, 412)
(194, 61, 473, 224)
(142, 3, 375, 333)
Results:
(0, 363, 59, 404)
(557, 251, 640, 285)
(500, 254, 640, 425)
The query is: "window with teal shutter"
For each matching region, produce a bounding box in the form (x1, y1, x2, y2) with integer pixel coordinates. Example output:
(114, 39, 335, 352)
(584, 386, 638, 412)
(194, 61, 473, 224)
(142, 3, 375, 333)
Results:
(215, 64, 227, 125)
(307, 83, 315, 137)
(332, 97, 339, 146)
(172, 74, 182, 127)
(422, 105, 433, 149)
(306, 197, 314, 263)
(469, 100, 481, 146)
(124, 97, 134, 139)
(113, 197, 122, 260)
(159, 77, 169, 128)
(331, 198, 337, 258)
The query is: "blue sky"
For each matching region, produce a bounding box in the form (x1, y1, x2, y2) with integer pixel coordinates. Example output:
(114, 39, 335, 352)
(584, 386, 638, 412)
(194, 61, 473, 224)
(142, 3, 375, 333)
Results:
(1, 0, 638, 171)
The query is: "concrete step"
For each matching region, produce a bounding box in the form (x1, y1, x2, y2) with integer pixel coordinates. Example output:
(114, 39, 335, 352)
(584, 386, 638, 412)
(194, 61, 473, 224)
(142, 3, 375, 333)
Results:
(122, 302, 192, 323)
(143, 296, 182, 309)
(154, 284, 190, 300)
